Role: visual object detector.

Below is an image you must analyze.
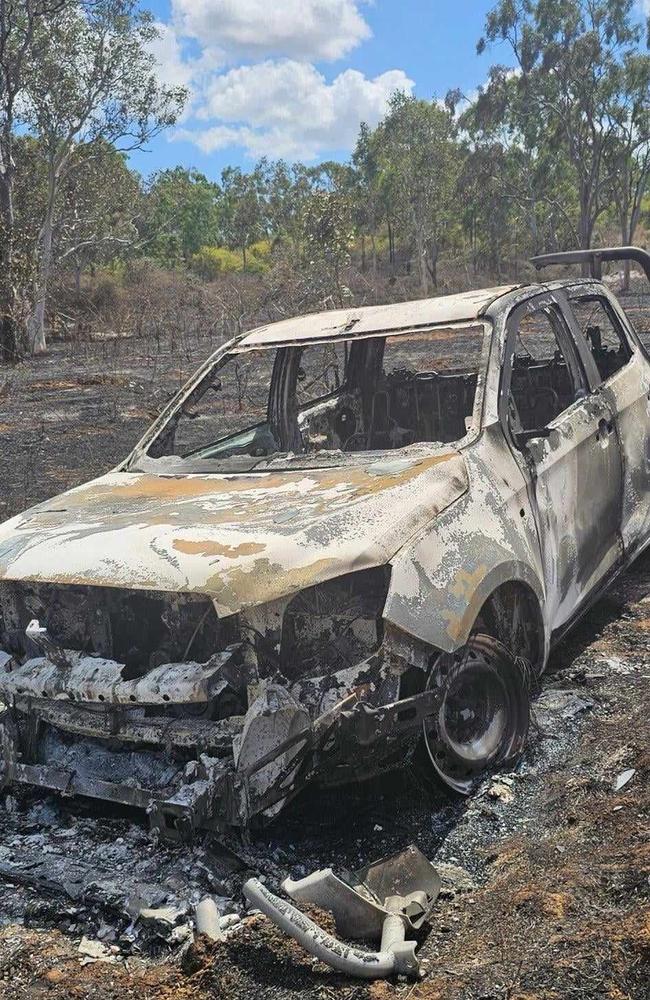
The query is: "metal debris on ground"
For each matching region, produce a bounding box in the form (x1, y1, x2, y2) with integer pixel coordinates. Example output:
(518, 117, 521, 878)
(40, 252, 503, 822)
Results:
(78, 936, 119, 965)
(612, 768, 636, 791)
(244, 844, 440, 979)
(194, 897, 224, 942)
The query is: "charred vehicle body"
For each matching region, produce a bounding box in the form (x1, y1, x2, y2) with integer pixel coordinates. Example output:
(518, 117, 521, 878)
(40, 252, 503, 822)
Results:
(0, 247, 649, 838)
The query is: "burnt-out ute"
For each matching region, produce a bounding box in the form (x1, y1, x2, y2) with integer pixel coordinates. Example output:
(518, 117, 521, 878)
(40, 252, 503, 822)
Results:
(1, 247, 649, 838)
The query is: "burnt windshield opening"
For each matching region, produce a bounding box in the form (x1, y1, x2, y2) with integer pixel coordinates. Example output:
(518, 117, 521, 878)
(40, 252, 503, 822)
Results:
(142, 323, 488, 471)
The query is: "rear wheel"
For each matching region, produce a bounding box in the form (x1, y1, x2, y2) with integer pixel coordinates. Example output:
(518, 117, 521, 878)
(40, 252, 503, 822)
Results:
(421, 634, 530, 795)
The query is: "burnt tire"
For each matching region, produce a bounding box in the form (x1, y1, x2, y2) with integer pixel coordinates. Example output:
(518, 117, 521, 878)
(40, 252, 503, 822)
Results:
(420, 634, 530, 795)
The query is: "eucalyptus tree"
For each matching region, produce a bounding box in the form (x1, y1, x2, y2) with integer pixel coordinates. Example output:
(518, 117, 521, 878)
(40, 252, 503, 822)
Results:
(54, 143, 143, 287)
(459, 67, 580, 260)
(145, 168, 221, 266)
(258, 159, 313, 262)
(22, 0, 185, 352)
(13, 136, 142, 292)
(373, 92, 461, 293)
(480, 0, 650, 252)
(352, 122, 384, 275)
(604, 51, 650, 287)
(0, 0, 75, 360)
(302, 187, 354, 306)
(219, 165, 266, 268)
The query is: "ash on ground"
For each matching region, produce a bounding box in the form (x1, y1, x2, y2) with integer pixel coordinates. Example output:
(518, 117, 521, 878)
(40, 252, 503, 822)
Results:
(1, 558, 648, 1000)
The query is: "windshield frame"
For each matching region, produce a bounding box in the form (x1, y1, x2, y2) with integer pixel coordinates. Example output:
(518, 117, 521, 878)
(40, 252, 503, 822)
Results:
(124, 318, 494, 474)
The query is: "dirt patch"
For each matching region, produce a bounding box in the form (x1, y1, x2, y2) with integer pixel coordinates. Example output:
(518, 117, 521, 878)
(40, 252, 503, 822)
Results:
(0, 926, 184, 1000)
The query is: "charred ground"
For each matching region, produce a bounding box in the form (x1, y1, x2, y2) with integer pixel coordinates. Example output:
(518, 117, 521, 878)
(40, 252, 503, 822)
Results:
(0, 296, 648, 1000)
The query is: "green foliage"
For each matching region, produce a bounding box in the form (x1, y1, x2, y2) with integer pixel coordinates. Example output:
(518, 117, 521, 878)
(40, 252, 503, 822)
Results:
(303, 191, 354, 269)
(190, 239, 272, 279)
(479, 0, 650, 248)
(459, 73, 581, 261)
(259, 159, 314, 256)
(2, 0, 650, 359)
(246, 239, 273, 273)
(370, 92, 463, 290)
(0, 0, 186, 355)
(23, 2, 186, 155)
(220, 166, 266, 264)
(191, 246, 243, 279)
(145, 168, 221, 265)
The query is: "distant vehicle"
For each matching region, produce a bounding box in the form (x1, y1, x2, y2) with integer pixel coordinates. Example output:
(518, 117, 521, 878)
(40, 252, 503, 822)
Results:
(0, 247, 648, 839)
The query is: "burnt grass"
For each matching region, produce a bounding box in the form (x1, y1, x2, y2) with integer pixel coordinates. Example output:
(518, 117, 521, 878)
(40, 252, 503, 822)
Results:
(0, 323, 649, 1000)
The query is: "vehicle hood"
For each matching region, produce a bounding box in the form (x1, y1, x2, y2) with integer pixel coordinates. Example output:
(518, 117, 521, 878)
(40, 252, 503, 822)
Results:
(0, 450, 468, 615)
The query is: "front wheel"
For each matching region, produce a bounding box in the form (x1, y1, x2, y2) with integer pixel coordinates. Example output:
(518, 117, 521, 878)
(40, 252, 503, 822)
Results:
(421, 634, 530, 795)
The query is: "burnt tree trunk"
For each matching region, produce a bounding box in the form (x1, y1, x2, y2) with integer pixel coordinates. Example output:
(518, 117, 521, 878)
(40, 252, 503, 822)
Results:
(0, 172, 19, 363)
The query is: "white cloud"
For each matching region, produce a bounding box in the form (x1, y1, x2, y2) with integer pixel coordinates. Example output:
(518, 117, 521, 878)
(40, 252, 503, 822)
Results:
(177, 124, 250, 154)
(146, 21, 204, 123)
(171, 0, 371, 63)
(146, 2, 413, 162)
(148, 21, 195, 91)
(175, 60, 413, 160)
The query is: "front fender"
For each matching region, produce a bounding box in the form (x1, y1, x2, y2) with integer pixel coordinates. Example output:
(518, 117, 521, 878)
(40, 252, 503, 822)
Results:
(384, 442, 546, 654)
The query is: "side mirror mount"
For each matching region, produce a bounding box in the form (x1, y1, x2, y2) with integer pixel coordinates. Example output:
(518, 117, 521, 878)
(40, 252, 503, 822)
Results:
(514, 427, 553, 448)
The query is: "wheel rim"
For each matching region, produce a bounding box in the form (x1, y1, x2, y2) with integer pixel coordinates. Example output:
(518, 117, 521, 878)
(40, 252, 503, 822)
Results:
(422, 635, 529, 795)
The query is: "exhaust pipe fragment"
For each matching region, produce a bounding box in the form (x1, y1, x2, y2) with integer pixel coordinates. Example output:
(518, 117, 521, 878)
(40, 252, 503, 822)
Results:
(243, 878, 418, 980)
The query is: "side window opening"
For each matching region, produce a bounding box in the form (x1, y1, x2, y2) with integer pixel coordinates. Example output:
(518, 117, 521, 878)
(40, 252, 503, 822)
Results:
(568, 295, 632, 383)
(295, 342, 348, 408)
(617, 289, 650, 353)
(509, 307, 584, 433)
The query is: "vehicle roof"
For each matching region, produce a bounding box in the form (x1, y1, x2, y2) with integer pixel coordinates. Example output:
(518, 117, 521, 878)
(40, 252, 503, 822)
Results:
(237, 284, 521, 348)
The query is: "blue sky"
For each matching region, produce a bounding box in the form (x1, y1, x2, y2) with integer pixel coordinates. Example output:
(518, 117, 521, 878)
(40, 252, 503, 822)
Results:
(132, 1, 650, 181)
(130, 1, 511, 181)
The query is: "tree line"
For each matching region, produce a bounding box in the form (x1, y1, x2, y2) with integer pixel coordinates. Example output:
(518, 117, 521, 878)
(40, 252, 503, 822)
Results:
(1, 0, 649, 361)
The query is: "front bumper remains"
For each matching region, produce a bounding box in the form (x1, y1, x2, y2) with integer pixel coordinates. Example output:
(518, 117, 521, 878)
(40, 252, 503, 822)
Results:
(0, 644, 437, 840)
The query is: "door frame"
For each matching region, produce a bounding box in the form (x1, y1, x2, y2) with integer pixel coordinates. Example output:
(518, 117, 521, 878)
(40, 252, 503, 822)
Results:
(498, 290, 624, 630)
(497, 290, 592, 448)
(561, 283, 650, 561)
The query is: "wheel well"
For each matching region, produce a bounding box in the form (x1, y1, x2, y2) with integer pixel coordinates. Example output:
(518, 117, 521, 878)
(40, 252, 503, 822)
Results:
(474, 581, 545, 675)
